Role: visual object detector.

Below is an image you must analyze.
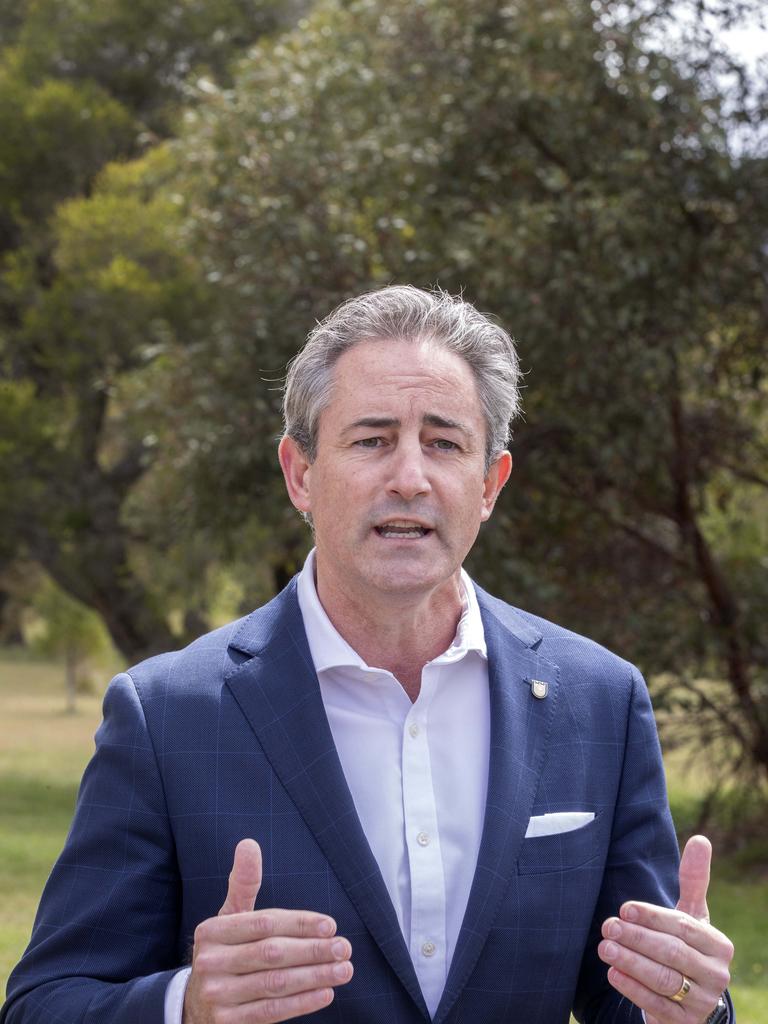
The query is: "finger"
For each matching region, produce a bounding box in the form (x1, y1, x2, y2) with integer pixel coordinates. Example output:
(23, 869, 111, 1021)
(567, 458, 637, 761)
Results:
(201, 958, 354, 1006)
(677, 835, 711, 922)
(238, 986, 336, 1023)
(605, 965, 692, 1022)
(600, 915, 725, 970)
(616, 903, 729, 959)
(203, 909, 339, 946)
(203, 935, 352, 974)
(598, 937, 711, 1014)
(219, 839, 263, 916)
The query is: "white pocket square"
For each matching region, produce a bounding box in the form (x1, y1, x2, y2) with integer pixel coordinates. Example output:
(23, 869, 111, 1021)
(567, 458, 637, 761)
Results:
(525, 811, 595, 838)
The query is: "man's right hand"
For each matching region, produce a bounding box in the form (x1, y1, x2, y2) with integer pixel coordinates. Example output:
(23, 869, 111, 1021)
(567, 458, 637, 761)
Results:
(183, 839, 353, 1023)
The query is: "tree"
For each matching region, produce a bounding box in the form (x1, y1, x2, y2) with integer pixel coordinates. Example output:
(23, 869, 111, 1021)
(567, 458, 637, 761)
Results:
(1, 148, 209, 656)
(2, 0, 305, 133)
(159, 0, 768, 777)
(0, 0, 306, 658)
(30, 577, 113, 712)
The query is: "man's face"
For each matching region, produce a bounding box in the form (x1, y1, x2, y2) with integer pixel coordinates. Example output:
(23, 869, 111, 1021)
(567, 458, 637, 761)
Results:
(279, 338, 511, 606)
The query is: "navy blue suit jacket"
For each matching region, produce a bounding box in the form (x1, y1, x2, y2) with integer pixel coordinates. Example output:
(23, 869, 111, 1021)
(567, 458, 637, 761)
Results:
(3, 580, 682, 1023)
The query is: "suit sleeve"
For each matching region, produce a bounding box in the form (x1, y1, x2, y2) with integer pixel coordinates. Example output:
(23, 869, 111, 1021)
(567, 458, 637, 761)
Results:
(572, 666, 681, 1024)
(1, 673, 183, 1024)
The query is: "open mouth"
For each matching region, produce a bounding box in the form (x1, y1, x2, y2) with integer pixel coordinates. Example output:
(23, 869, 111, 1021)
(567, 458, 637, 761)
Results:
(374, 521, 433, 539)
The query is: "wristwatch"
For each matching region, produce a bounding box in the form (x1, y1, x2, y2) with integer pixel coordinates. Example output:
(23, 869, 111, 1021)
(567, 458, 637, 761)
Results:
(704, 995, 729, 1024)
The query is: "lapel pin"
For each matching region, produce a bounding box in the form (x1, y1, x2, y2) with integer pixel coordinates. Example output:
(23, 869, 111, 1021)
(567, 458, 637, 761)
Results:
(529, 679, 548, 699)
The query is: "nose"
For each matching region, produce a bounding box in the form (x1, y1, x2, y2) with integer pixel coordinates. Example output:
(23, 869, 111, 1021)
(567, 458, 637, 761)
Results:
(386, 439, 432, 501)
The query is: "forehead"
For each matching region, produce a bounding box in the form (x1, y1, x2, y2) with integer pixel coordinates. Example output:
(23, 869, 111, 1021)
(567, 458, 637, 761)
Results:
(324, 337, 482, 420)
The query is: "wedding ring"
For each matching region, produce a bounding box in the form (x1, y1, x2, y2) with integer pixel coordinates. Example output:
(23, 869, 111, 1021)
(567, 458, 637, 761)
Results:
(670, 975, 692, 1003)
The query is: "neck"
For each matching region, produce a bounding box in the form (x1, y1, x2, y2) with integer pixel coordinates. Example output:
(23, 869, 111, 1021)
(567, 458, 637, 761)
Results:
(314, 567, 464, 702)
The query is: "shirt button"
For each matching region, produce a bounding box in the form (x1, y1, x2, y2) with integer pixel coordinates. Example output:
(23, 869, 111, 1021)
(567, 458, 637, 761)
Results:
(416, 831, 430, 847)
(408, 722, 420, 738)
(421, 941, 436, 957)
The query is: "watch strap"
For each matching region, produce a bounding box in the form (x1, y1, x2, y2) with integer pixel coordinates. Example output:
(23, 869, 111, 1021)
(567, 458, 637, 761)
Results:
(704, 995, 729, 1024)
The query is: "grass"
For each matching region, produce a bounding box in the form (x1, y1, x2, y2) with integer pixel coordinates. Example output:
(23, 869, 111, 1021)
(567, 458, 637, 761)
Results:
(663, 743, 768, 1022)
(1, 651, 766, 1020)
(0, 651, 106, 991)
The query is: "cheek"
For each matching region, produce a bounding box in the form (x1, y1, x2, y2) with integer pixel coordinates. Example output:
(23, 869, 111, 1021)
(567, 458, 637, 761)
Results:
(312, 476, 366, 528)
(448, 502, 484, 538)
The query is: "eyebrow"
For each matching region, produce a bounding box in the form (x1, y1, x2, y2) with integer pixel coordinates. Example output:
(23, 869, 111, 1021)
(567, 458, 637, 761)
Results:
(343, 414, 475, 436)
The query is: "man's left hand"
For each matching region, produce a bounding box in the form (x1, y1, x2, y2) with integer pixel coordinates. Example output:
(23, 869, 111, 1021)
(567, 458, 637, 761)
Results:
(598, 835, 734, 1022)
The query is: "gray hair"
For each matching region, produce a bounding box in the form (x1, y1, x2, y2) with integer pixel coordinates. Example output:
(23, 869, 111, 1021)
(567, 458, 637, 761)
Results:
(283, 285, 521, 469)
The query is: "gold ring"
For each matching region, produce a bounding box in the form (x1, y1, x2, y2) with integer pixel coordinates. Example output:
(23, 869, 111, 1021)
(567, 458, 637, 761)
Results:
(670, 975, 692, 1003)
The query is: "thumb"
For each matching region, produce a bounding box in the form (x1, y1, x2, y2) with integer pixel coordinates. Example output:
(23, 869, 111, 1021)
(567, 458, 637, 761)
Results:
(676, 834, 711, 922)
(219, 838, 262, 916)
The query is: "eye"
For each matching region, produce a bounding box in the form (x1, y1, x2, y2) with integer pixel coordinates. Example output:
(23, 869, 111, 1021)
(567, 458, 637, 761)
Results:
(354, 436, 385, 448)
(432, 439, 459, 451)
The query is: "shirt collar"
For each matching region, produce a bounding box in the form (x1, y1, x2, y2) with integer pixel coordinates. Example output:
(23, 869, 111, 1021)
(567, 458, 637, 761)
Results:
(296, 548, 487, 675)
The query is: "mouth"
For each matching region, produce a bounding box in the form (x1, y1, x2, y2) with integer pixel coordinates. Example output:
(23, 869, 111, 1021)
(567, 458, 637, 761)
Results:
(374, 519, 433, 540)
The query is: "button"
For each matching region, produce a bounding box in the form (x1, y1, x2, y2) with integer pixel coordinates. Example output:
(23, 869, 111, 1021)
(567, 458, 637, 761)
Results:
(421, 941, 436, 957)
(416, 831, 430, 847)
(408, 722, 420, 738)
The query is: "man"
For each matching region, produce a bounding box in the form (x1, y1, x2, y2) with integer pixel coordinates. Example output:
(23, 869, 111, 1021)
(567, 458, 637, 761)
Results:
(3, 286, 734, 1023)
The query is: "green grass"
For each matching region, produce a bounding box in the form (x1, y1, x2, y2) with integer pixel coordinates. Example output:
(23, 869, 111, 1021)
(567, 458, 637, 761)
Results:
(0, 651, 106, 991)
(1, 651, 766, 1020)
(664, 743, 768, 1023)
(711, 874, 768, 1022)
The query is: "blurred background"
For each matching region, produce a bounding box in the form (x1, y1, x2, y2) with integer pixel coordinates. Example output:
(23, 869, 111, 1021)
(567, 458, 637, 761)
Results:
(0, 0, 766, 1016)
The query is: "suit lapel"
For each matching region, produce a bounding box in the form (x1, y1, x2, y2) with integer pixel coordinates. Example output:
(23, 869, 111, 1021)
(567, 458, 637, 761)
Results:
(434, 590, 560, 1024)
(223, 581, 430, 1020)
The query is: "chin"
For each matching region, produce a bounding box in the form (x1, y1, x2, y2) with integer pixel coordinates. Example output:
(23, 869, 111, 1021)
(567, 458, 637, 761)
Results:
(365, 563, 454, 596)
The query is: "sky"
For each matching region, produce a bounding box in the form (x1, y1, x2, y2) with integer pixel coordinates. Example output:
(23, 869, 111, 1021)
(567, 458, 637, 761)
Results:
(724, 24, 768, 69)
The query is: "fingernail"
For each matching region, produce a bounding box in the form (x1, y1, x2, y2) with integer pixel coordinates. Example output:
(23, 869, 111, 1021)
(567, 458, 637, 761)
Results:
(606, 921, 621, 939)
(623, 904, 638, 922)
(333, 961, 350, 980)
(602, 941, 618, 960)
(318, 919, 334, 937)
(332, 939, 348, 959)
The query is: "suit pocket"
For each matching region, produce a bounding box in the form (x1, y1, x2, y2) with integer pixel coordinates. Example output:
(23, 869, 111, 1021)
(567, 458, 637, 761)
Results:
(517, 812, 602, 875)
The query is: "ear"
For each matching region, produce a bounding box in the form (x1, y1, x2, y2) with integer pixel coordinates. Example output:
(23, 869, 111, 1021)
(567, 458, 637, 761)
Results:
(278, 435, 313, 514)
(480, 451, 512, 522)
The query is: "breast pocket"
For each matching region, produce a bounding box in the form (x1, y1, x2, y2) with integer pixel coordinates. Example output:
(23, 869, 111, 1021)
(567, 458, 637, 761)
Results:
(517, 812, 603, 875)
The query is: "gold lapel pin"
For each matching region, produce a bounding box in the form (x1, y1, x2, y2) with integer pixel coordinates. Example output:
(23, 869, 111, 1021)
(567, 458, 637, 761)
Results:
(530, 679, 548, 699)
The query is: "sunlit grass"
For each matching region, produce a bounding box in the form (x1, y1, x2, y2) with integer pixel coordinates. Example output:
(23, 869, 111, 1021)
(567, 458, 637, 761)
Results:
(664, 739, 768, 1023)
(0, 651, 106, 988)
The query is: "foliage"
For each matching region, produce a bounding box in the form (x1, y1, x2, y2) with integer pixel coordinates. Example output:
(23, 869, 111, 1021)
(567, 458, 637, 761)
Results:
(0, 0, 304, 657)
(2, 0, 306, 131)
(0, 71, 134, 231)
(158, 0, 768, 776)
(1, 145, 210, 657)
(1, 0, 766, 778)
(29, 578, 113, 708)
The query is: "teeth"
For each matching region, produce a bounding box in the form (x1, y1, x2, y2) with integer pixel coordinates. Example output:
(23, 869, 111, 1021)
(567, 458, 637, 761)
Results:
(376, 522, 429, 538)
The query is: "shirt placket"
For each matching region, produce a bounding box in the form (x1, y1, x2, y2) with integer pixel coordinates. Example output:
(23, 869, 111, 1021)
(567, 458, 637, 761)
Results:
(401, 666, 447, 1010)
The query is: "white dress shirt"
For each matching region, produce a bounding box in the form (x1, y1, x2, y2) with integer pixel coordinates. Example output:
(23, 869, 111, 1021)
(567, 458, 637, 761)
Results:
(165, 549, 491, 1021)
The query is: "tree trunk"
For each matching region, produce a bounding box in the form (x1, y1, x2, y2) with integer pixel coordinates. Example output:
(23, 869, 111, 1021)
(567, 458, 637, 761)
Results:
(64, 646, 77, 714)
(271, 530, 308, 595)
(27, 453, 184, 663)
(44, 549, 180, 663)
(669, 388, 768, 781)
(0, 586, 24, 645)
